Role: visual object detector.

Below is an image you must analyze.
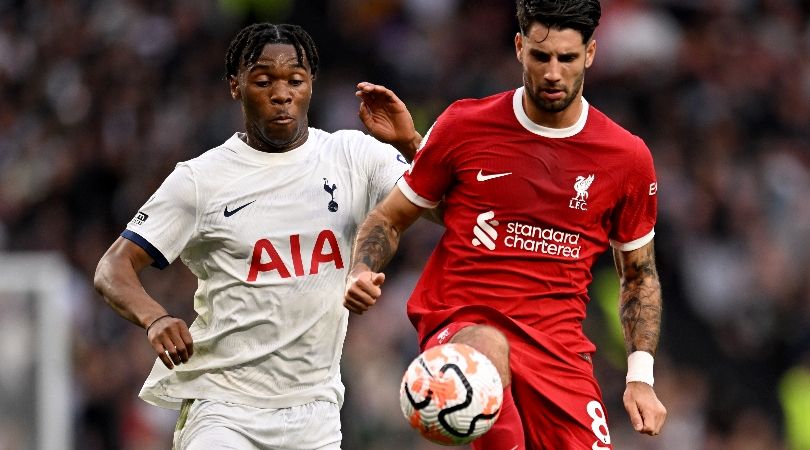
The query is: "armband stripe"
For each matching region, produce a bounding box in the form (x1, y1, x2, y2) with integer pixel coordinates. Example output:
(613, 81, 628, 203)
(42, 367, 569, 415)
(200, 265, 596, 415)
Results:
(121, 230, 170, 269)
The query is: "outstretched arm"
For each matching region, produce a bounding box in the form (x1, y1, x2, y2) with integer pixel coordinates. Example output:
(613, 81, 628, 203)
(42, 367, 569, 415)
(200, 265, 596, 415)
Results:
(356, 82, 421, 162)
(613, 240, 667, 436)
(344, 186, 424, 314)
(94, 237, 193, 369)
(355, 82, 447, 226)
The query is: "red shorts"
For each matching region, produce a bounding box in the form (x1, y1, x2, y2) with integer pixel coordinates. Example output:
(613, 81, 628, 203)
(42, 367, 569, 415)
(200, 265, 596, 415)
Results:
(424, 321, 613, 450)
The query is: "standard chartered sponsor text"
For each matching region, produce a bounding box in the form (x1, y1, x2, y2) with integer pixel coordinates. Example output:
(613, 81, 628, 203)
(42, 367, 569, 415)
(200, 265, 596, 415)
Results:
(504, 222, 582, 258)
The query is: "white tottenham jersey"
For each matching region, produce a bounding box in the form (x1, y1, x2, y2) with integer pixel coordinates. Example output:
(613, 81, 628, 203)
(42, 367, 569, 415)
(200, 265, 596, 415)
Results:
(123, 130, 408, 410)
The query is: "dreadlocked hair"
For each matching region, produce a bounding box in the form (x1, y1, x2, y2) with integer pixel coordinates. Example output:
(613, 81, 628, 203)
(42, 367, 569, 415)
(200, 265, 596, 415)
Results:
(225, 23, 319, 80)
(516, 0, 601, 43)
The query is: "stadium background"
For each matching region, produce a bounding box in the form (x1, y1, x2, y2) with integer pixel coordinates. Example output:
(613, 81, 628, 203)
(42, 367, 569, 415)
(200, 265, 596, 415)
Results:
(1, 0, 810, 448)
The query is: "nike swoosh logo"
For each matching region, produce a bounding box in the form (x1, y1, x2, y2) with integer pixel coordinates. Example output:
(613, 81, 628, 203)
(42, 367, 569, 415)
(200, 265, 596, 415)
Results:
(476, 170, 512, 181)
(224, 200, 256, 217)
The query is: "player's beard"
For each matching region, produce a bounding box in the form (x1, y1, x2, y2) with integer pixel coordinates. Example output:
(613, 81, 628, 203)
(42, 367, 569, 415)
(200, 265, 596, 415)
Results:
(524, 69, 584, 113)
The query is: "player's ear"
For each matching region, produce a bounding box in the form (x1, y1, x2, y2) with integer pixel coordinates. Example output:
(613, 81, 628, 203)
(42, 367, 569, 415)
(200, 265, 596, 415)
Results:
(229, 75, 241, 100)
(515, 32, 524, 64)
(585, 39, 596, 69)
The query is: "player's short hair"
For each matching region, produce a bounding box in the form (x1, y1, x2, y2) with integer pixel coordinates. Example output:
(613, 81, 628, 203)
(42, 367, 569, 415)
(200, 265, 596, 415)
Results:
(516, 0, 601, 43)
(225, 23, 320, 80)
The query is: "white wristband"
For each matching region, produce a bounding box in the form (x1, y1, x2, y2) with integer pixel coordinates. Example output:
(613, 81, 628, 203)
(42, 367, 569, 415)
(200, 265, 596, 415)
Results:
(626, 351, 655, 386)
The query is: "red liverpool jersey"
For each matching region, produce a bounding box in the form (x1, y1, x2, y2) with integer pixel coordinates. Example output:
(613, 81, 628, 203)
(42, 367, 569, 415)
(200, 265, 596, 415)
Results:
(398, 87, 658, 354)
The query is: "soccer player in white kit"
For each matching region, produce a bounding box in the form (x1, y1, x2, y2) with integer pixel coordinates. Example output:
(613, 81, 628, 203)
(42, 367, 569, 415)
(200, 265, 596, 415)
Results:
(94, 23, 422, 449)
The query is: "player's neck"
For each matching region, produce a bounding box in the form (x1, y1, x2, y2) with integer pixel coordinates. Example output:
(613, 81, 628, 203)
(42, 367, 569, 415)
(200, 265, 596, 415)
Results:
(523, 94, 584, 129)
(243, 128, 309, 154)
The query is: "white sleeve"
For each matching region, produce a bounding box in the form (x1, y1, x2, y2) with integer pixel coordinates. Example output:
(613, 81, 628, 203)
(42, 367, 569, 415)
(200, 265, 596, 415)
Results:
(122, 163, 197, 269)
(354, 133, 410, 205)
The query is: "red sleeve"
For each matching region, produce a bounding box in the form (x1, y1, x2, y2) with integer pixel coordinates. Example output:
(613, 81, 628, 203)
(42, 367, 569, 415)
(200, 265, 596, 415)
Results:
(609, 137, 658, 250)
(397, 105, 459, 208)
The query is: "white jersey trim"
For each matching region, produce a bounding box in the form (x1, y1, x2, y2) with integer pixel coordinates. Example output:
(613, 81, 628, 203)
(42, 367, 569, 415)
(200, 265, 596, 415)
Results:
(512, 87, 589, 138)
(397, 177, 439, 209)
(610, 229, 655, 251)
(224, 132, 314, 165)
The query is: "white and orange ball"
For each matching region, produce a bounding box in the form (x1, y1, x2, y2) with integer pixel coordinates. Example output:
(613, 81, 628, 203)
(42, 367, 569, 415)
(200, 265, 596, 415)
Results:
(399, 343, 503, 445)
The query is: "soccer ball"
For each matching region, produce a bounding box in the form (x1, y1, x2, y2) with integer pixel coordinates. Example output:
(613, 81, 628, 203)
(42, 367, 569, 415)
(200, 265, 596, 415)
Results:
(399, 343, 503, 445)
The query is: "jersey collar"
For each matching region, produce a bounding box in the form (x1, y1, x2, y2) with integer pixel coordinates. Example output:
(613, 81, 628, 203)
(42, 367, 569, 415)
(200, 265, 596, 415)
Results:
(224, 132, 314, 165)
(512, 87, 589, 138)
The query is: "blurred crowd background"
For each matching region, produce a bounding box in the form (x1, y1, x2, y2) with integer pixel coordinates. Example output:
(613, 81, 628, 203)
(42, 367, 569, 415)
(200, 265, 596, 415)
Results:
(1, 0, 810, 449)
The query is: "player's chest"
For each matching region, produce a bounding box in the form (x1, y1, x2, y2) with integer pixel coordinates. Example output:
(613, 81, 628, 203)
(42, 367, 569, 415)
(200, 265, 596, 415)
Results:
(201, 162, 361, 245)
(450, 141, 620, 221)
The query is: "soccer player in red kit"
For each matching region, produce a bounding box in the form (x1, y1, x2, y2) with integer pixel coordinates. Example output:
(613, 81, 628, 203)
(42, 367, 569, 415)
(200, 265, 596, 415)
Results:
(344, 0, 667, 448)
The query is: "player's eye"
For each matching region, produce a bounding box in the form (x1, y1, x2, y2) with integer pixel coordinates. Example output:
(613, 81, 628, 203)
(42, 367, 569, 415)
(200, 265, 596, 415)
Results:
(289, 79, 304, 87)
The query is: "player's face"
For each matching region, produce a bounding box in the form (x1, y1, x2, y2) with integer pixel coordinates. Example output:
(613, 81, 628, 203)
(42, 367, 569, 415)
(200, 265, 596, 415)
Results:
(515, 23, 595, 127)
(230, 43, 313, 152)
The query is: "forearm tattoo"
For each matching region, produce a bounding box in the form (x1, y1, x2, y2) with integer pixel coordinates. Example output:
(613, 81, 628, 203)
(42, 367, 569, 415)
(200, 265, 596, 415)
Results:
(353, 222, 398, 272)
(618, 244, 662, 355)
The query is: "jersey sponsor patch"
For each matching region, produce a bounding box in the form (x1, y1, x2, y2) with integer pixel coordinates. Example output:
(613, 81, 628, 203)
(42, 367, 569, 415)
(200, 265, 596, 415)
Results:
(470, 211, 583, 259)
(131, 211, 149, 226)
(246, 230, 344, 281)
(504, 221, 582, 259)
(471, 211, 499, 250)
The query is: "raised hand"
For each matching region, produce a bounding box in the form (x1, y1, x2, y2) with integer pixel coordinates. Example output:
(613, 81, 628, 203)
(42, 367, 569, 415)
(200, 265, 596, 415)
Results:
(356, 82, 420, 159)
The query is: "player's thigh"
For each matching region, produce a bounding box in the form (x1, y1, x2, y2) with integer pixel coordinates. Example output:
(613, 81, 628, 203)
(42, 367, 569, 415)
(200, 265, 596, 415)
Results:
(282, 400, 342, 449)
(174, 399, 342, 450)
(513, 364, 614, 449)
(426, 322, 509, 358)
(181, 424, 254, 450)
(173, 400, 254, 450)
(471, 386, 526, 450)
(423, 322, 478, 350)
